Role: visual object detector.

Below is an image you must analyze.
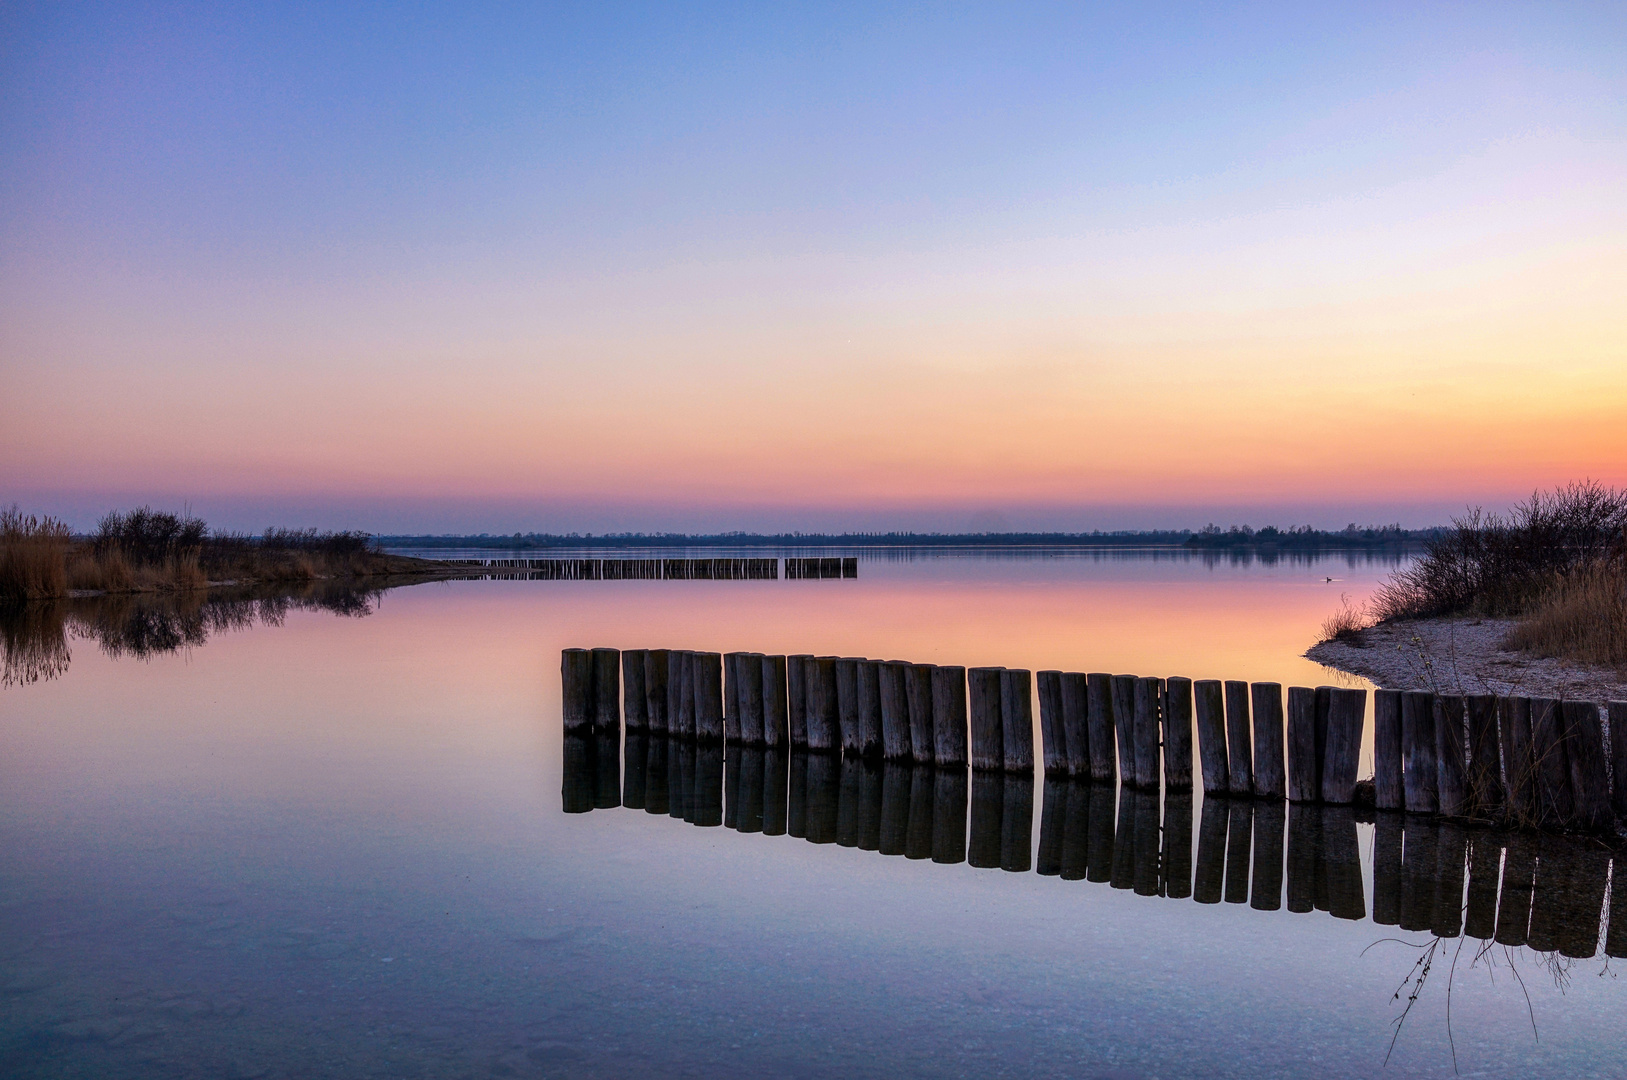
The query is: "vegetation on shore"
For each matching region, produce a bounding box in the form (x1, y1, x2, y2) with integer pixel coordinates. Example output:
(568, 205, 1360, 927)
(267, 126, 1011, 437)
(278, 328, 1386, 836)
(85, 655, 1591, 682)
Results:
(0, 506, 435, 603)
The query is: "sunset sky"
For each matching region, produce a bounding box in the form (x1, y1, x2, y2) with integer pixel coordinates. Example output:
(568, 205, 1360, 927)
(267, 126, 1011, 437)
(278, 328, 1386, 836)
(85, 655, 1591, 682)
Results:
(3, 2, 1624, 533)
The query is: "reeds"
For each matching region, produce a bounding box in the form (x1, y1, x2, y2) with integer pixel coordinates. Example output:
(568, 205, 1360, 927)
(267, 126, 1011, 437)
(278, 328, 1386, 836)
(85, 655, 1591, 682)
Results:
(1318, 593, 1371, 643)
(1504, 559, 1627, 669)
(0, 506, 71, 602)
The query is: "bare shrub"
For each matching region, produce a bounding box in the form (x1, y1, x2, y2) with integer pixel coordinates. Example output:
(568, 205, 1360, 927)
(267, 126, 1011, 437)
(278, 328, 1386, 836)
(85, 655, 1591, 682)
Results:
(1319, 593, 1370, 643)
(0, 505, 70, 602)
(1504, 560, 1627, 669)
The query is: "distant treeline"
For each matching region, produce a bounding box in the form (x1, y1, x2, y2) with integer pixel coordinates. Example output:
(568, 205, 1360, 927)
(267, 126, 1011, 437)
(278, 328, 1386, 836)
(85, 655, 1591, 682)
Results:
(379, 525, 1441, 550)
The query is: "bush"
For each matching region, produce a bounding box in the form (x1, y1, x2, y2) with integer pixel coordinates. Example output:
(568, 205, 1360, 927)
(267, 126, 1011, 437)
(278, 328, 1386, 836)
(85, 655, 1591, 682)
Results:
(94, 507, 207, 567)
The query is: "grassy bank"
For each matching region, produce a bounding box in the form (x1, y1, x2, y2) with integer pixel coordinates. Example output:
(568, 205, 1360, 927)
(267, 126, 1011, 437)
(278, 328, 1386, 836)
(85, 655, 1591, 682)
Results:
(1, 506, 443, 603)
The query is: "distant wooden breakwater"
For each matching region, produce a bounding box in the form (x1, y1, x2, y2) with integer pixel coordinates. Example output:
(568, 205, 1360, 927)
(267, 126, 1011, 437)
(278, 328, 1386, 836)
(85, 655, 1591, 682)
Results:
(561, 647, 1627, 836)
(564, 733, 1626, 959)
(459, 557, 855, 580)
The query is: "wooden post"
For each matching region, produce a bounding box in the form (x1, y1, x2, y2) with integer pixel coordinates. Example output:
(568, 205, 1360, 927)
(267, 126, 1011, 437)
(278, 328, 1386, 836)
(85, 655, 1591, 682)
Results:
(1000, 668, 1035, 774)
(1322, 687, 1366, 805)
(1001, 773, 1033, 872)
(561, 648, 593, 732)
(561, 733, 594, 812)
(1086, 673, 1117, 781)
(786, 749, 807, 837)
(1529, 696, 1572, 826)
(807, 656, 839, 752)
(1131, 788, 1160, 897)
(623, 650, 648, 730)
(1286, 801, 1317, 913)
(1133, 677, 1162, 789)
(858, 660, 884, 759)
(968, 767, 1002, 867)
(625, 731, 648, 808)
(1434, 694, 1468, 817)
(931, 666, 968, 766)
(1497, 696, 1533, 821)
(1037, 670, 1066, 774)
(594, 730, 621, 810)
(1321, 806, 1366, 921)
(968, 667, 1005, 771)
(740, 653, 765, 745)
(802, 752, 836, 842)
(723, 652, 742, 743)
(881, 661, 913, 760)
(1561, 701, 1612, 832)
(1401, 691, 1438, 813)
(592, 647, 620, 730)
(1398, 817, 1438, 932)
(673, 650, 694, 739)
(907, 663, 937, 763)
(1224, 679, 1253, 795)
(1038, 776, 1065, 876)
(1162, 790, 1193, 898)
(1111, 785, 1136, 890)
(1194, 795, 1227, 904)
(932, 766, 968, 864)
(644, 649, 670, 734)
(837, 658, 864, 757)
(1494, 832, 1534, 947)
(1194, 679, 1228, 794)
(879, 760, 911, 856)
(1085, 783, 1114, 884)
(1111, 675, 1138, 785)
(1431, 823, 1465, 938)
(1250, 682, 1285, 800)
(1061, 672, 1089, 777)
(907, 764, 934, 860)
(762, 655, 788, 749)
(1224, 799, 1253, 905)
(694, 652, 723, 742)
(1372, 812, 1402, 926)
(1612, 702, 1627, 822)
(1466, 694, 1501, 816)
(644, 733, 670, 815)
(1163, 676, 1193, 790)
(1464, 833, 1501, 940)
(835, 756, 860, 848)
(1373, 689, 1403, 810)
(1286, 686, 1318, 802)
(858, 757, 882, 851)
(1251, 800, 1285, 911)
(787, 654, 811, 748)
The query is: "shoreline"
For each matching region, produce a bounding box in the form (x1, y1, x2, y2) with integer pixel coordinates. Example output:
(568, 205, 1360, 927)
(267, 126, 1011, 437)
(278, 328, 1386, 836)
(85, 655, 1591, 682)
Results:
(1307, 616, 1627, 704)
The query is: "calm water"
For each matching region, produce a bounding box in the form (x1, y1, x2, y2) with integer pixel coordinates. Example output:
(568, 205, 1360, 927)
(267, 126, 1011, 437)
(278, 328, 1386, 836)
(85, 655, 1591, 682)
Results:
(2, 550, 1621, 1079)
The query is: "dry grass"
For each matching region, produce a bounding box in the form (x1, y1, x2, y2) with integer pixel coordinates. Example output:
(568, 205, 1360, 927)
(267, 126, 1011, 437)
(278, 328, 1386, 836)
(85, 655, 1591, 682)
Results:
(0, 506, 71, 602)
(1319, 593, 1371, 643)
(1504, 560, 1627, 669)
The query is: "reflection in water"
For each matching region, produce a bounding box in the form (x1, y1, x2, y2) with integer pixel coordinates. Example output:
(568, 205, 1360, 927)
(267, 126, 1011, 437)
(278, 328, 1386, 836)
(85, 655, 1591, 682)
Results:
(0, 581, 395, 685)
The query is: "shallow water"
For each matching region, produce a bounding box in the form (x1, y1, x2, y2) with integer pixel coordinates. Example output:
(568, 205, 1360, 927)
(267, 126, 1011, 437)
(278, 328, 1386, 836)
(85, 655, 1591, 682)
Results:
(2, 550, 1620, 1079)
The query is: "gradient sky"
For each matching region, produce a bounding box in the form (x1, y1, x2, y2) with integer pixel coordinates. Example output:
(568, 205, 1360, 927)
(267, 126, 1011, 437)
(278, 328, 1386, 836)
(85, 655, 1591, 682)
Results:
(3, 2, 1624, 533)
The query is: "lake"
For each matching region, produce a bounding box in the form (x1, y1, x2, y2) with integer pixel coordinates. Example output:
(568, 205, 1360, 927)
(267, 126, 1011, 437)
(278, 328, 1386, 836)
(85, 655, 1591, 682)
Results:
(2, 549, 1621, 1078)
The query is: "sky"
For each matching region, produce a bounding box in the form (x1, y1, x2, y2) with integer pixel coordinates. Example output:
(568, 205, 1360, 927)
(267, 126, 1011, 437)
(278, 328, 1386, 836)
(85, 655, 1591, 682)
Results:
(3, 2, 1624, 534)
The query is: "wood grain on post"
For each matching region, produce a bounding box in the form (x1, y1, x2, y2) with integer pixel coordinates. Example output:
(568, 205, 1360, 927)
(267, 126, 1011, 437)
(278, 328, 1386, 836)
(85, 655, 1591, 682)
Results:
(932, 665, 968, 766)
(1313, 687, 1332, 798)
(740, 653, 765, 745)
(858, 660, 884, 759)
(1061, 673, 1089, 776)
(1529, 697, 1572, 826)
(1286, 686, 1318, 802)
(762, 655, 788, 749)
(907, 663, 937, 763)
(723, 653, 742, 743)
(881, 661, 913, 760)
(1037, 670, 1067, 774)
(787, 655, 811, 747)
(561, 648, 593, 732)
(1194, 678, 1228, 794)
(1322, 688, 1366, 805)
(1497, 696, 1532, 820)
(1111, 675, 1138, 786)
(1224, 680, 1254, 796)
(1085, 673, 1117, 781)
(1133, 677, 1162, 789)
(1373, 689, 1403, 810)
(1466, 694, 1501, 816)
(1434, 694, 1468, 817)
(1162, 676, 1194, 790)
(1000, 668, 1035, 774)
(644, 649, 670, 734)
(1401, 691, 1438, 813)
(807, 656, 839, 752)
(968, 667, 1005, 771)
(592, 648, 620, 730)
(1250, 682, 1285, 800)
(623, 650, 648, 730)
(837, 658, 864, 757)
(1561, 701, 1612, 832)
(1612, 702, 1627, 822)
(694, 652, 724, 742)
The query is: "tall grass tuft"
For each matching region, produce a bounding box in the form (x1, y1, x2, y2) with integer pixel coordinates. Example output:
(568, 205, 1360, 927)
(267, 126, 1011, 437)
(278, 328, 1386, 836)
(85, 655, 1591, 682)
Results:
(1318, 593, 1371, 643)
(0, 505, 71, 602)
(1504, 560, 1627, 669)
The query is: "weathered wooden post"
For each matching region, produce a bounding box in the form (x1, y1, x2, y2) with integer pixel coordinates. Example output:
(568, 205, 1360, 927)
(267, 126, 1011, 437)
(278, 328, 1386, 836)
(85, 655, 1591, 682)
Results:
(1401, 690, 1438, 813)
(1000, 668, 1035, 774)
(858, 660, 884, 758)
(787, 654, 811, 748)
(931, 665, 968, 766)
(645, 649, 670, 734)
(881, 660, 913, 760)
(592, 648, 620, 730)
(740, 653, 765, 745)
(1373, 689, 1403, 810)
(763, 655, 788, 749)
(1434, 694, 1468, 817)
(1612, 702, 1627, 822)
(1061, 672, 1089, 776)
(1111, 675, 1138, 785)
(1250, 682, 1285, 800)
(561, 648, 593, 732)
(1194, 678, 1228, 794)
(1497, 696, 1533, 821)
(1322, 687, 1366, 805)
(1224, 680, 1253, 795)
(1129, 677, 1160, 789)
(672, 650, 694, 739)
(907, 663, 937, 763)
(1313, 687, 1332, 797)
(723, 652, 742, 743)
(807, 656, 839, 752)
(695, 652, 724, 742)
(1529, 696, 1572, 826)
(968, 667, 1005, 771)
(1086, 673, 1117, 781)
(1561, 701, 1612, 832)
(1466, 694, 1501, 816)
(837, 658, 864, 757)
(623, 650, 648, 730)
(1286, 686, 1318, 802)
(1037, 671, 1066, 774)
(1163, 676, 1193, 790)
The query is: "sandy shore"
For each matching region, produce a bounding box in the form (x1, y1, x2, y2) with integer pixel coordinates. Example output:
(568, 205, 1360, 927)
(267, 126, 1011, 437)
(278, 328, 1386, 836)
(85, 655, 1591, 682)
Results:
(1307, 617, 1627, 704)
